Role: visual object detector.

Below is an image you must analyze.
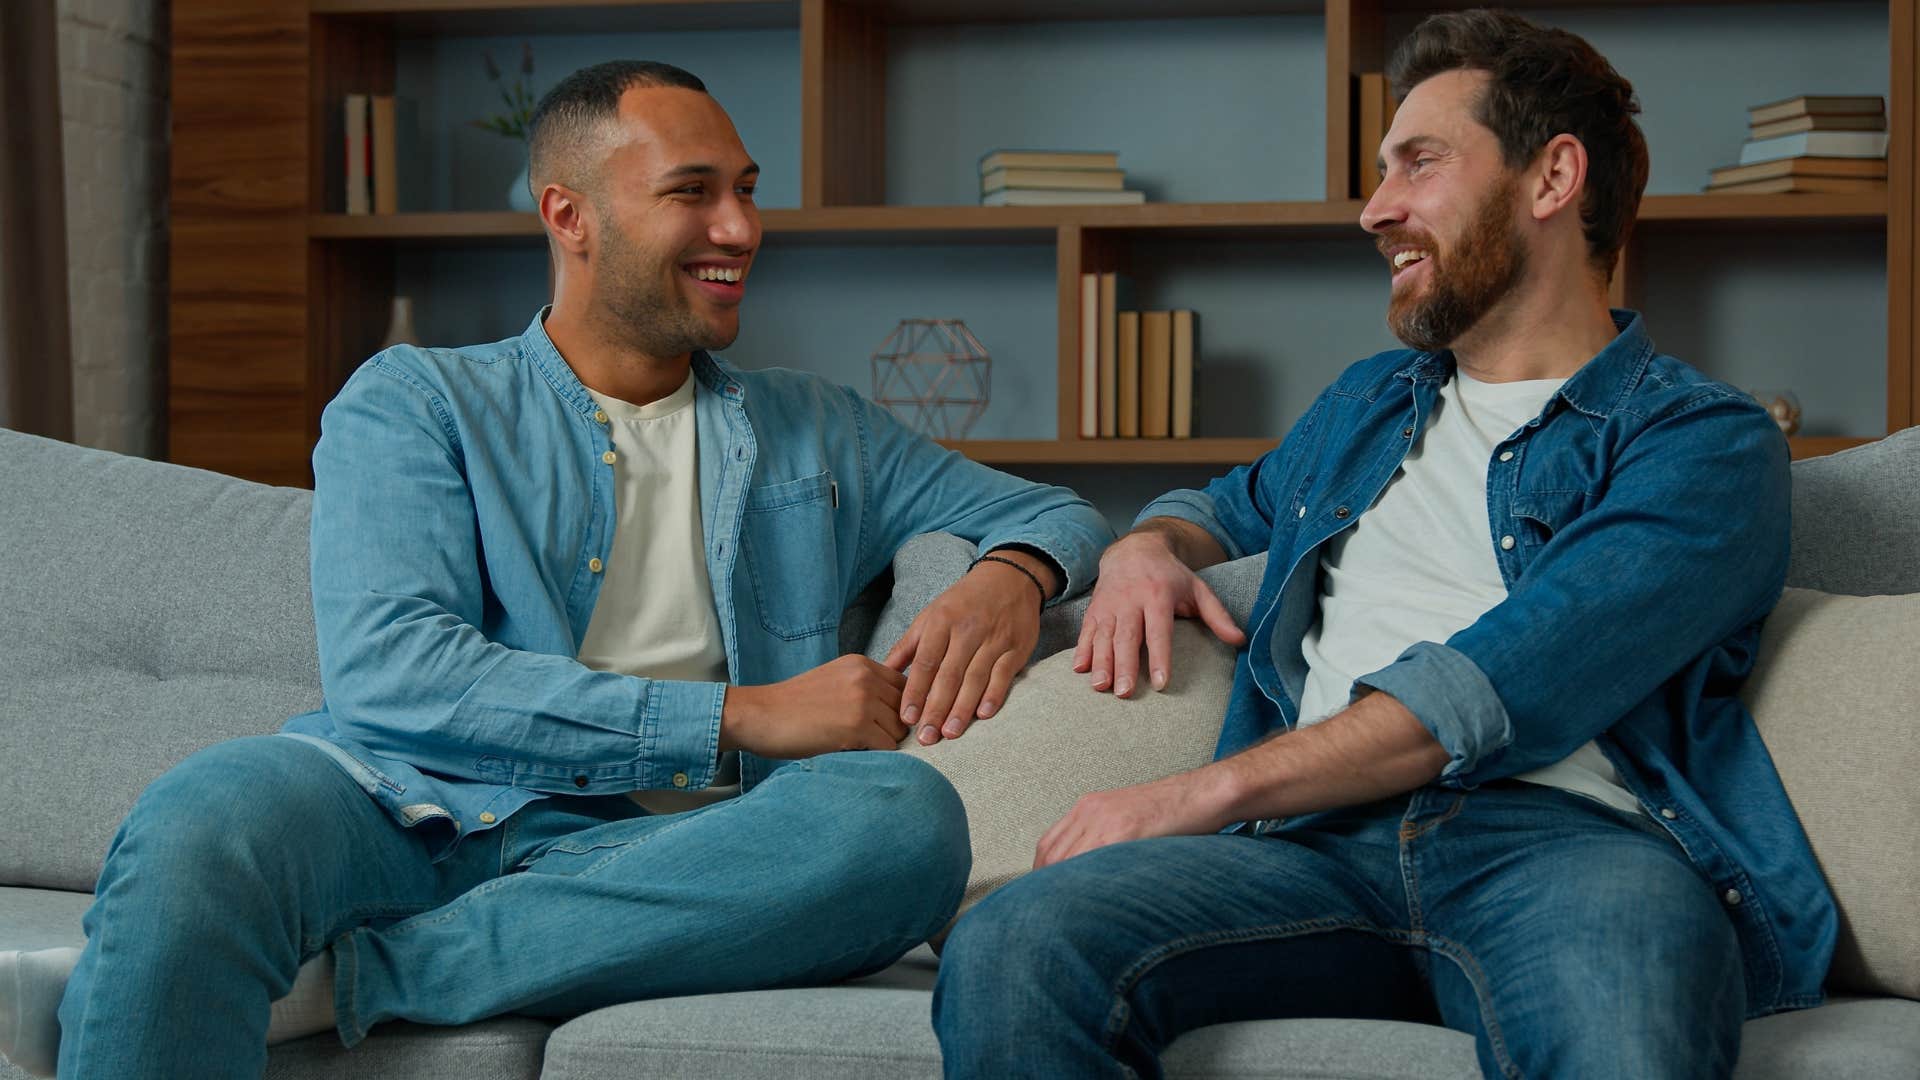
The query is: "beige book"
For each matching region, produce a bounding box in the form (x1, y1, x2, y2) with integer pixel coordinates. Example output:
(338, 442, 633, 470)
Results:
(1171, 310, 1196, 439)
(981, 167, 1126, 193)
(1117, 311, 1141, 438)
(1748, 113, 1886, 139)
(1140, 311, 1173, 439)
(1079, 274, 1099, 439)
(1705, 174, 1888, 195)
(979, 149, 1120, 173)
(1709, 156, 1887, 187)
(1748, 95, 1884, 126)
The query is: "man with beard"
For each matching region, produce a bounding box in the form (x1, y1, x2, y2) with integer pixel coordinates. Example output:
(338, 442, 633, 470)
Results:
(0, 61, 1112, 1078)
(933, 10, 1832, 1079)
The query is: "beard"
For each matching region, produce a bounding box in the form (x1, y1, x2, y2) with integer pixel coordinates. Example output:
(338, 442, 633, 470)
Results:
(593, 215, 741, 359)
(1384, 175, 1528, 352)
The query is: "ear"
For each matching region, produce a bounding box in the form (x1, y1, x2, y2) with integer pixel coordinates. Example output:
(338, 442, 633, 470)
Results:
(1529, 133, 1587, 224)
(539, 182, 592, 257)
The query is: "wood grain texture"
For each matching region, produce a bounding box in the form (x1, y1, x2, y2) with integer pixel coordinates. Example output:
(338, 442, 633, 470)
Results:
(169, 0, 310, 485)
(1326, 0, 1385, 200)
(1890, 0, 1916, 431)
(802, 0, 885, 207)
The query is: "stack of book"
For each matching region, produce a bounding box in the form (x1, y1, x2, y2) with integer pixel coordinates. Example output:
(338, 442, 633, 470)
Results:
(1078, 273, 1197, 439)
(980, 150, 1145, 207)
(1704, 94, 1887, 195)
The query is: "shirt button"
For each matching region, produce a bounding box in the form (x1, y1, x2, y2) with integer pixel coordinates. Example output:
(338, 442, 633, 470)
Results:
(588, 557, 604, 573)
(1499, 450, 1514, 462)
(672, 772, 690, 788)
(602, 450, 617, 465)
(1500, 535, 1516, 550)
(594, 409, 608, 424)
(1402, 427, 1414, 439)
(1723, 888, 1743, 907)
(1297, 506, 1306, 519)
(1660, 807, 1678, 820)
(478, 811, 496, 825)
(574, 775, 590, 789)
(1334, 505, 1351, 519)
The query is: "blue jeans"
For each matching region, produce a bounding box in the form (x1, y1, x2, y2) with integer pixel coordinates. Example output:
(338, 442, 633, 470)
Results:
(58, 736, 968, 1079)
(933, 782, 1744, 1079)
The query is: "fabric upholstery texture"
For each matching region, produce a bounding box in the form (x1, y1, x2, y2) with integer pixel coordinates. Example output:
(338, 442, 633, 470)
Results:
(6, 427, 1920, 1078)
(1786, 427, 1920, 596)
(0, 430, 320, 892)
(1741, 587, 1920, 999)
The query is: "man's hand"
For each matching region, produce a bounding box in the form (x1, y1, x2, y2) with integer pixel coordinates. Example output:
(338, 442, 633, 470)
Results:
(1074, 530, 1245, 698)
(1034, 770, 1235, 868)
(884, 551, 1052, 746)
(720, 654, 908, 759)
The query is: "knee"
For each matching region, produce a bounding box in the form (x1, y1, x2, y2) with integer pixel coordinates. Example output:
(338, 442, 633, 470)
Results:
(803, 752, 971, 927)
(106, 736, 338, 891)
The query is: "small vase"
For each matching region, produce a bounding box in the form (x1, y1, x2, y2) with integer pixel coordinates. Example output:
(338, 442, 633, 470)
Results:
(509, 159, 536, 212)
(380, 296, 420, 349)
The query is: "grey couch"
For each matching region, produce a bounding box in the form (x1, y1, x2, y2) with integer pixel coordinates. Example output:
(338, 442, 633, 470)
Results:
(4, 424, 1918, 1079)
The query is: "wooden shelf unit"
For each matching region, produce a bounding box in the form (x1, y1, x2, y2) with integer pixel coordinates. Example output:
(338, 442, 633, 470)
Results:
(171, 0, 1919, 487)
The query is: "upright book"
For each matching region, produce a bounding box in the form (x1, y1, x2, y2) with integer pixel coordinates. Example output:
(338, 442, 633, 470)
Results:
(1171, 310, 1197, 439)
(1117, 311, 1141, 438)
(1097, 273, 1126, 437)
(344, 93, 371, 215)
(1079, 274, 1099, 438)
(1139, 311, 1173, 439)
(371, 94, 399, 215)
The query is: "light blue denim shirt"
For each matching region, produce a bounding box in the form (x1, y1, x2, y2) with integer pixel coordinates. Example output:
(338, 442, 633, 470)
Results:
(283, 310, 1112, 859)
(1138, 312, 1835, 1018)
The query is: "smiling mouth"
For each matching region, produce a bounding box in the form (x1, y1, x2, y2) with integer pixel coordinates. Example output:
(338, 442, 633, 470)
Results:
(686, 264, 744, 284)
(1391, 249, 1431, 274)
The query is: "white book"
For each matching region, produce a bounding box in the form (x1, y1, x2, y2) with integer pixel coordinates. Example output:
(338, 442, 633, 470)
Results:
(1740, 131, 1889, 166)
(344, 93, 371, 215)
(982, 188, 1147, 207)
(1079, 273, 1099, 438)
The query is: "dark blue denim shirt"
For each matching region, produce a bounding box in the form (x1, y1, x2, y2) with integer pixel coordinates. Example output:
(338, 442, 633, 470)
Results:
(1138, 312, 1834, 1017)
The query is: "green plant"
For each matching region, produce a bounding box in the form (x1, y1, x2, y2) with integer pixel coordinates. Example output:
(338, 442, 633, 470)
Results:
(471, 42, 536, 140)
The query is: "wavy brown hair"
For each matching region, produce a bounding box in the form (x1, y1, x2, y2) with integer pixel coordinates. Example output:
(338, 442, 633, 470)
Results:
(1389, 8, 1649, 278)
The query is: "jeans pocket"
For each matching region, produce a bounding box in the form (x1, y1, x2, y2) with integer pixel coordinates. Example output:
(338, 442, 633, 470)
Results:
(742, 470, 840, 640)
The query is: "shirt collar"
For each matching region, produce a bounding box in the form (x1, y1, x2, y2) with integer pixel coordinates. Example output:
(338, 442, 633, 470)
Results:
(521, 307, 747, 416)
(1393, 308, 1653, 421)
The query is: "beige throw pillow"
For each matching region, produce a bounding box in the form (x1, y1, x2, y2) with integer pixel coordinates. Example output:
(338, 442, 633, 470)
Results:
(900, 620, 1239, 933)
(1741, 587, 1920, 1000)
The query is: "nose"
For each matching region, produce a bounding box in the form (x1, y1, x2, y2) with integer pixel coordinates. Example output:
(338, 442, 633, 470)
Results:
(710, 192, 759, 252)
(1359, 171, 1405, 235)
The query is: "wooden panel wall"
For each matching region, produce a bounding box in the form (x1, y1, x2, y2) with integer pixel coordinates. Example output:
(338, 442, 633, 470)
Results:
(801, 0, 886, 207)
(1891, 0, 1917, 431)
(169, 1, 311, 486)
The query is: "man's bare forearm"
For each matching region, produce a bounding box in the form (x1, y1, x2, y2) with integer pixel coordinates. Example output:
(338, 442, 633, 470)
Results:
(1126, 516, 1231, 572)
(1185, 691, 1454, 830)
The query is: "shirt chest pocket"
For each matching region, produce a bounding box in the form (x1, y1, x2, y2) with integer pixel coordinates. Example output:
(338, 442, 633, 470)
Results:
(1509, 489, 1590, 550)
(741, 470, 840, 641)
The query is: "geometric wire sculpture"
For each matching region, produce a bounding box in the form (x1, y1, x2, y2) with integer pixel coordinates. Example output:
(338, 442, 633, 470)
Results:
(870, 318, 992, 439)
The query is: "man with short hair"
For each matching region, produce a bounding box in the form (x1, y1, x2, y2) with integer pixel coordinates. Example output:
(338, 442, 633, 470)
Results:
(0, 60, 1111, 1078)
(934, 11, 1834, 1077)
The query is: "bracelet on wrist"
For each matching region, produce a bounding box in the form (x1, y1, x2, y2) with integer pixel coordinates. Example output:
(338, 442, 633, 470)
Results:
(971, 553, 1049, 609)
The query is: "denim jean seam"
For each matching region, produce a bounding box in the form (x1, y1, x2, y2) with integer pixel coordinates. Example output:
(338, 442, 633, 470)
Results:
(1097, 917, 1390, 1063)
(1416, 930, 1523, 1080)
(302, 902, 433, 955)
(335, 929, 368, 1046)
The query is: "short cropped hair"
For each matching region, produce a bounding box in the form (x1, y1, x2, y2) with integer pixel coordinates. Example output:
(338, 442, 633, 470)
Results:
(526, 60, 708, 195)
(1389, 8, 1649, 275)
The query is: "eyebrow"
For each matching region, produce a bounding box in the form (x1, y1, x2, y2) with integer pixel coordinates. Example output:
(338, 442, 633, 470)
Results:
(660, 162, 761, 182)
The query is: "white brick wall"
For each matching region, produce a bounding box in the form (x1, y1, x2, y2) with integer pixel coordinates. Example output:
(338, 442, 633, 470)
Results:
(57, 0, 167, 457)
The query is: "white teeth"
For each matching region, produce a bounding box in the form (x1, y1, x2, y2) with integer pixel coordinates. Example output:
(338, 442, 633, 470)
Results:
(692, 266, 742, 283)
(1393, 250, 1430, 270)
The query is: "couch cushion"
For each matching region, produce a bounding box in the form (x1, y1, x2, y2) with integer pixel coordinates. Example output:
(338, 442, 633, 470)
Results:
(537, 969, 1920, 1080)
(0, 430, 322, 892)
(0, 886, 551, 1080)
(1741, 587, 1920, 1000)
(898, 623, 1237, 933)
(1788, 426, 1920, 596)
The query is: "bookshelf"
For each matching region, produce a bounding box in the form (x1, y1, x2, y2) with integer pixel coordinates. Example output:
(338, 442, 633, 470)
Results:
(171, 0, 1917, 490)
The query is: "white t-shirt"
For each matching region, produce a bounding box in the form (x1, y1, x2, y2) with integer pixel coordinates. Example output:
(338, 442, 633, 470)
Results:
(579, 375, 738, 812)
(1296, 370, 1642, 817)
